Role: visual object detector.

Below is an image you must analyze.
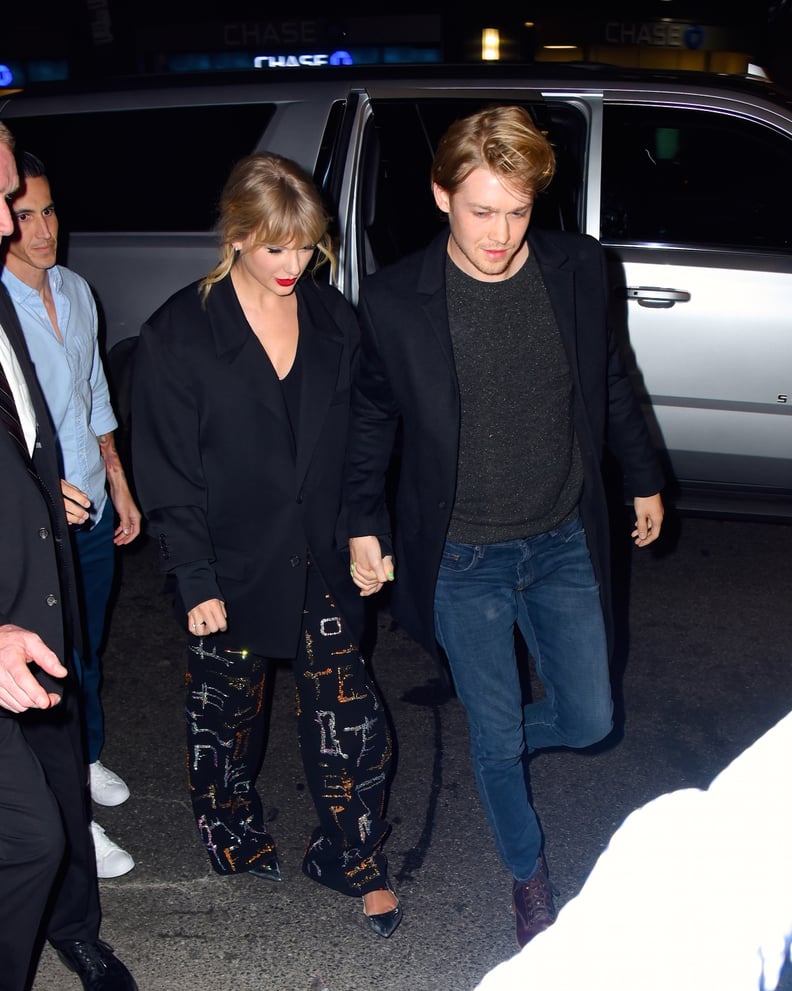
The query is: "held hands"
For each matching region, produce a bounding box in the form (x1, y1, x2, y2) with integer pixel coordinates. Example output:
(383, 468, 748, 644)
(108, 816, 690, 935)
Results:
(187, 599, 228, 636)
(631, 493, 664, 547)
(349, 536, 395, 597)
(60, 478, 91, 526)
(0, 624, 67, 712)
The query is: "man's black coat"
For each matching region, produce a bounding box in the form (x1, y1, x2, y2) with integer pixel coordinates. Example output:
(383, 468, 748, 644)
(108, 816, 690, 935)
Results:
(345, 228, 665, 657)
(0, 282, 100, 968)
(0, 284, 79, 698)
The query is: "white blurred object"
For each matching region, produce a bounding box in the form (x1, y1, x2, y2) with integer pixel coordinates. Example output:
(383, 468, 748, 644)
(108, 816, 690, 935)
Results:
(475, 710, 792, 991)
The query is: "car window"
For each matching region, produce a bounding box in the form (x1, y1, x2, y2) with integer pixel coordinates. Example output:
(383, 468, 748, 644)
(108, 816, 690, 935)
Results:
(358, 98, 586, 274)
(6, 105, 274, 232)
(601, 105, 792, 253)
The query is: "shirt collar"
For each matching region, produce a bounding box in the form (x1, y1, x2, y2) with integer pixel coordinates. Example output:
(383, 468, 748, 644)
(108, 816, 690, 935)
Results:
(1, 264, 63, 303)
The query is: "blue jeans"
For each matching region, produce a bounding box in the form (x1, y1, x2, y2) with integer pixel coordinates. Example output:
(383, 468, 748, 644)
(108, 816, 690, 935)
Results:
(433, 515, 613, 881)
(72, 499, 116, 764)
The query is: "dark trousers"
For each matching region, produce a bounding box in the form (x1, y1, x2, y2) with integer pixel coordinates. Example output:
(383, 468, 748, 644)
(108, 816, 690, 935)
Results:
(0, 688, 101, 990)
(72, 499, 116, 764)
(186, 562, 393, 897)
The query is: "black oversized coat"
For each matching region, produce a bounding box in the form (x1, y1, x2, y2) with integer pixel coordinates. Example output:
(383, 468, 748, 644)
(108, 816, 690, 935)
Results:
(131, 275, 364, 658)
(345, 228, 665, 657)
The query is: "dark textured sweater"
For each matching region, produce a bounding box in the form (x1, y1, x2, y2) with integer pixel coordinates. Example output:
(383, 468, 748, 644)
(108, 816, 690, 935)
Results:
(445, 252, 583, 544)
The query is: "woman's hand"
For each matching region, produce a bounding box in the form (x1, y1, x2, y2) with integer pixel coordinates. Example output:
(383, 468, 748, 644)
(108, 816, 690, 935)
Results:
(349, 536, 394, 597)
(187, 599, 227, 635)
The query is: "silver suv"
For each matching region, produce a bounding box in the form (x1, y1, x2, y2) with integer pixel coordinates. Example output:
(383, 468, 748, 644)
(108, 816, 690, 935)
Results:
(2, 63, 791, 517)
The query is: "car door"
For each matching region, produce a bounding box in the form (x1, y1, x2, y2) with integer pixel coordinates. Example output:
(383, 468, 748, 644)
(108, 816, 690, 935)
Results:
(600, 100, 792, 514)
(339, 90, 591, 303)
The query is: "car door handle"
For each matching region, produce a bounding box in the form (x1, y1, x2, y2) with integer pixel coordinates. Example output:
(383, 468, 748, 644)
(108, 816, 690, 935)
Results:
(620, 286, 692, 308)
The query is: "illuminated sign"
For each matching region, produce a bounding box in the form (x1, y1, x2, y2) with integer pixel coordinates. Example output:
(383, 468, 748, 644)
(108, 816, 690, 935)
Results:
(226, 21, 320, 47)
(0, 64, 13, 87)
(604, 22, 739, 51)
(254, 50, 353, 68)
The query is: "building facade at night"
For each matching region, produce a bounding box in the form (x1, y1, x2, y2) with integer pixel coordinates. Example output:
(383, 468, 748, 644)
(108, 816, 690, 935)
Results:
(1, 1, 790, 91)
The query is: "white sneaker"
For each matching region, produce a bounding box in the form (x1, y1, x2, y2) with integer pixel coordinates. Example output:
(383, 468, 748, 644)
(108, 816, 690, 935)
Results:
(90, 821, 135, 878)
(89, 760, 130, 806)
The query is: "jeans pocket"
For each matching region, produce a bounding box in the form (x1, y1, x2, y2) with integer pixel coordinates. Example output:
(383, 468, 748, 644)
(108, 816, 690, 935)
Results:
(553, 514, 584, 544)
(438, 540, 478, 573)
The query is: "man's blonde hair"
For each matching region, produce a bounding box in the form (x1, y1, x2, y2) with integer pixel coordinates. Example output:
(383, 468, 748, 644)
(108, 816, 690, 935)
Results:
(431, 105, 555, 197)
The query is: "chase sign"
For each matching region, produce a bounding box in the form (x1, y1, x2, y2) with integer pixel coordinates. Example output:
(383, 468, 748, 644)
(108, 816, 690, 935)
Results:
(254, 50, 353, 68)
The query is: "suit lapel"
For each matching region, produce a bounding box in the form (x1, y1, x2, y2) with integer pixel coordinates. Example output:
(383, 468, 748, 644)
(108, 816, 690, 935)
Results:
(294, 284, 343, 489)
(0, 285, 68, 539)
(417, 232, 458, 381)
(0, 285, 50, 461)
(204, 276, 292, 433)
(529, 230, 581, 376)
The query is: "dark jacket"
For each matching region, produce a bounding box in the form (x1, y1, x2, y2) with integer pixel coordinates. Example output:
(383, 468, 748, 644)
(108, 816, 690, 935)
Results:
(0, 284, 79, 707)
(131, 274, 364, 657)
(345, 228, 665, 656)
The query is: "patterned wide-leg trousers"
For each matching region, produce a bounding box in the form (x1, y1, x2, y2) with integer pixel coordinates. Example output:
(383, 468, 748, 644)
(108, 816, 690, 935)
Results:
(185, 634, 278, 875)
(185, 561, 393, 896)
(296, 561, 393, 897)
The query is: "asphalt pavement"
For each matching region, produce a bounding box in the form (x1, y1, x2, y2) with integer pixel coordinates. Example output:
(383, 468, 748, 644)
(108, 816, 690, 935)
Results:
(30, 512, 792, 991)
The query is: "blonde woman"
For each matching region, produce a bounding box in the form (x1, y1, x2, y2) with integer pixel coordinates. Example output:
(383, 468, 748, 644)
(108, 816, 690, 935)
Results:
(131, 153, 400, 936)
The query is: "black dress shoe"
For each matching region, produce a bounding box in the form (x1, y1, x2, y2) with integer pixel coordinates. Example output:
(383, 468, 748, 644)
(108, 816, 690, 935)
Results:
(55, 939, 138, 990)
(362, 887, 403, 938)
(248, 857, 282, 882)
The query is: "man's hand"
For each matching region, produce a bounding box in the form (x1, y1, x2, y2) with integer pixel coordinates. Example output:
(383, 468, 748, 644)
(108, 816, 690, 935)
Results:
(0, 624, 67, 712)
(110, 486, 142, 546)
(99, 431, 142, 545)
(187, 599, 228, 636)
(632, 493, 664, 547)
(349, 536, 395, 597)
(60, 478, 91, 526)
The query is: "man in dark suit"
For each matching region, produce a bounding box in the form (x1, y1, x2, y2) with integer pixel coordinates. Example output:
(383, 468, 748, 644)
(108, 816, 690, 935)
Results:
(0, 120, 136, 990)
(345, 105, 665, 948)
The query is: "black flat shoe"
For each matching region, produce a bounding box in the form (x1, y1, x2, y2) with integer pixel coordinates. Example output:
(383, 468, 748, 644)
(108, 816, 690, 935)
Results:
(249, 858, 282, 882)
(362, 887, 402, 938)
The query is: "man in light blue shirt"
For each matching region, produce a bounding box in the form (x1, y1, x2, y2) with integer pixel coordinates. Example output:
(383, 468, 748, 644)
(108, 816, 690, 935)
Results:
(2, 150, 140, 879)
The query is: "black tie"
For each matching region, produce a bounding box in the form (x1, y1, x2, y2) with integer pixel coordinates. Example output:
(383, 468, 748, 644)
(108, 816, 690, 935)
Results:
(0, 358, 30, 457)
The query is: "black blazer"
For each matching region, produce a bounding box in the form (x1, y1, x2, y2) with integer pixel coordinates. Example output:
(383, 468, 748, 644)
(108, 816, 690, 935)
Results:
(345, 228, 665, 656)
(131, 274, 364, 658)
(0, 284, 79, 705)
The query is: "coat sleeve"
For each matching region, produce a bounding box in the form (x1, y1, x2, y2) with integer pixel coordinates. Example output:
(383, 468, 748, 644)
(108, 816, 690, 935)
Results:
(130, 316, 222, 611)
(344, 285, 401, 542)
(605, 329, 666, 498)
(596, 246, 666, 499)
